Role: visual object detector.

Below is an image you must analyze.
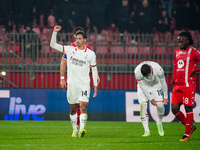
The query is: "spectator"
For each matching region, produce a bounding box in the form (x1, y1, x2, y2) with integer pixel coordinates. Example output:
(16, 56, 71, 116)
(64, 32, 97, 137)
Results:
(111, 0, 137, 43)
(0, 0, 11, 32)
(19, 23, 42, 80)
(89, 0, 107, 40)
(161, 0, 173, 19)
(135, 0, 153, 34)
(34, 0, 51, 26)
(54, 0, 77, 39)
(12, 0, 34, 32)
(156, 8, 171, 33)
(73, 0, 90, 31)
(104, 0, 121, 29)
(174, 1, 198, 30)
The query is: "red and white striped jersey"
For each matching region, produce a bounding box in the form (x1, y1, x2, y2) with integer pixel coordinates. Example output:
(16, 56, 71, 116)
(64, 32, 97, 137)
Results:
(173, 46, 200, 86)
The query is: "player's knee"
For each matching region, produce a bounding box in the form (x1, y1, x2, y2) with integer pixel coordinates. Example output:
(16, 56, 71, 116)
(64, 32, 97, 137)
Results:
(171, 105, 179, 115)
(140, 102, 147, 118)
(185, 106, 193, 112)
(80, 106, 87, 113)
(70, 106, 77, 114)
(156, 102, 164, 109)
(70, 109, 77, 115)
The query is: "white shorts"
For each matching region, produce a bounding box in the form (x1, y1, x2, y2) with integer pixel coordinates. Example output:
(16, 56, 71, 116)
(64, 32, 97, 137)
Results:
(67, 84, 90, 104)
(137, 84, 163, 104)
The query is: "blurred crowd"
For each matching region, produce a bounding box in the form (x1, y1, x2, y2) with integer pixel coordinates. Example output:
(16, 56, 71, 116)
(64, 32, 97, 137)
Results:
(0, 0, 200, 35)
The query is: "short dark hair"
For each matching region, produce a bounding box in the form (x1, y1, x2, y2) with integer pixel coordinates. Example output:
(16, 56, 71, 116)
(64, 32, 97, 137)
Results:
(141, 64, 151, 76)
(76, 31, 87, 39)
(74, 26, 84, 34)
(178, 31, 193, 45)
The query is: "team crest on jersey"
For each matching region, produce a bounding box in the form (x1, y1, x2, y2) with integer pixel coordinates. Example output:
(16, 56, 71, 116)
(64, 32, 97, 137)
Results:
(196, 50, 200, 54)
(177, 60, 184, 68)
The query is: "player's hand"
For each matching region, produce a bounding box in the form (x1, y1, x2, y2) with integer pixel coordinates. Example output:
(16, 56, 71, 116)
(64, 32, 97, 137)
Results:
(93, 86, 97, 97)
(97, 76, 100, 86)
(150, 99, 157, 106)
(163, 98, 168, 105)
(60, 79, 66, 89)
(54, 25, 62, 32)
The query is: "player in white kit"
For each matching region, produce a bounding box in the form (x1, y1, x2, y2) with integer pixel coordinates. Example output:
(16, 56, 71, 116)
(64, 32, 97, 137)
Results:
(134, 61, 168, 137)
(50, 25, 98, 137)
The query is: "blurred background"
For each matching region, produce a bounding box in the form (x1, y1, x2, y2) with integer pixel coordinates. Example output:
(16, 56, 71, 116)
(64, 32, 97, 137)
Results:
(0, 0, 200, 90)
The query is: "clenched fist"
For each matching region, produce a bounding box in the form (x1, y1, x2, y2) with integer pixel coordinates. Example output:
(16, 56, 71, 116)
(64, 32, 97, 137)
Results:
(54, 25, 62, 32)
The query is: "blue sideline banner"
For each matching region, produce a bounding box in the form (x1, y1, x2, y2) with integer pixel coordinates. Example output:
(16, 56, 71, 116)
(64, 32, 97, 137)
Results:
(0, 89, 200, 122)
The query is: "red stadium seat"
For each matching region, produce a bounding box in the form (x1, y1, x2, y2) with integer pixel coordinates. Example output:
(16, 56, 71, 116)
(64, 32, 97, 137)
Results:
(0, 42, 3, 54)
(173, 30, 181, 42)
(138, 46, 150, 55)
(42, 41, 51, 54)
(42, 28, 53, 41)
(6, 41, 21, 54)
(192, 30, 200, 44)
(153, 47, 166, 56)
(33, 27, 41, 34)
(95, 46, 108, 55)
(127, 46, 139, 56)
(110, 46, 124, 55)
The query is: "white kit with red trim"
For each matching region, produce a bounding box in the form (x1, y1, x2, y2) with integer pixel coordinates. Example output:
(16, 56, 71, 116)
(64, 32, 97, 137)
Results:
(63, 44, 96, 88)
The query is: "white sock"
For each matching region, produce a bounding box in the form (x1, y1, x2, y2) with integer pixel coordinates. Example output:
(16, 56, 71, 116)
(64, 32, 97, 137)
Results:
(156, 102, 164, 125)
(70, 113, 78, 131)
(80, 113, 88, 130)
(140, 102, 150, 132)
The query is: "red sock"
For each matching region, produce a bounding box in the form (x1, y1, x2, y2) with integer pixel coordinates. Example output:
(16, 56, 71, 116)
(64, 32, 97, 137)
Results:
(175, 111, 186, 125)
(185, 111, 193, 135)
(76, 106, 81, 126)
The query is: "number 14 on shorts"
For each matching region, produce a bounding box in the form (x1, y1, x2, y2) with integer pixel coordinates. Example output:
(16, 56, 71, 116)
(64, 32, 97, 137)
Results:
(82, 90, 87, 96)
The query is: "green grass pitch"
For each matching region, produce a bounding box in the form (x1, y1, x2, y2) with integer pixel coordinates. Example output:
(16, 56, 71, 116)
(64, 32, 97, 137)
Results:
(0, 121, 199, 150)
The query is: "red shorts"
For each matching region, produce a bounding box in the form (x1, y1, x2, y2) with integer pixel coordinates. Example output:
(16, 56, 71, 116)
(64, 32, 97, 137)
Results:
(171, 83, 196, 106)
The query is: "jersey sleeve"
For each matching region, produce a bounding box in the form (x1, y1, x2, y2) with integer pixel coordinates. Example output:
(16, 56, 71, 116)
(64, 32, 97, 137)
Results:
(62, 54, 67, 59)
(134, 66, 142, 81)
(172, 51, 177, 80)
(157, 65, 165, 79)
(50, 31, 63, 52)
(90, 52, 97, 67)
(193, 49, 200, 62)
(63, 45, 70, 55)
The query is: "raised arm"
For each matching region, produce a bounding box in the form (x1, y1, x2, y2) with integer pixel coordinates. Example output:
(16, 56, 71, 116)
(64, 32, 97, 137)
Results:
(50, 25, 63, 52)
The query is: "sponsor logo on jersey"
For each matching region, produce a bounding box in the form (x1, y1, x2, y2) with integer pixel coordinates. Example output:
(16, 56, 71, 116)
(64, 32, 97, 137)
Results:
(177, 60, 184, 68)
(135, 76, 142, 81)
(70, 56, 86, 66)
(180, 51, 186, 54)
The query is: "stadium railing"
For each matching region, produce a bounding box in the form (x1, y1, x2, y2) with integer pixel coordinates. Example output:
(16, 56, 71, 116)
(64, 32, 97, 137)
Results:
(0, 31, 200, 90)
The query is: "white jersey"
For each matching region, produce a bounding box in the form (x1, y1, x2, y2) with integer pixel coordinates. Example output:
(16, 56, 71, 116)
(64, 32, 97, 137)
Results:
(134, 61, 168, 100)
(63, 44, 96, 87)
(135, 61, 165, 86)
